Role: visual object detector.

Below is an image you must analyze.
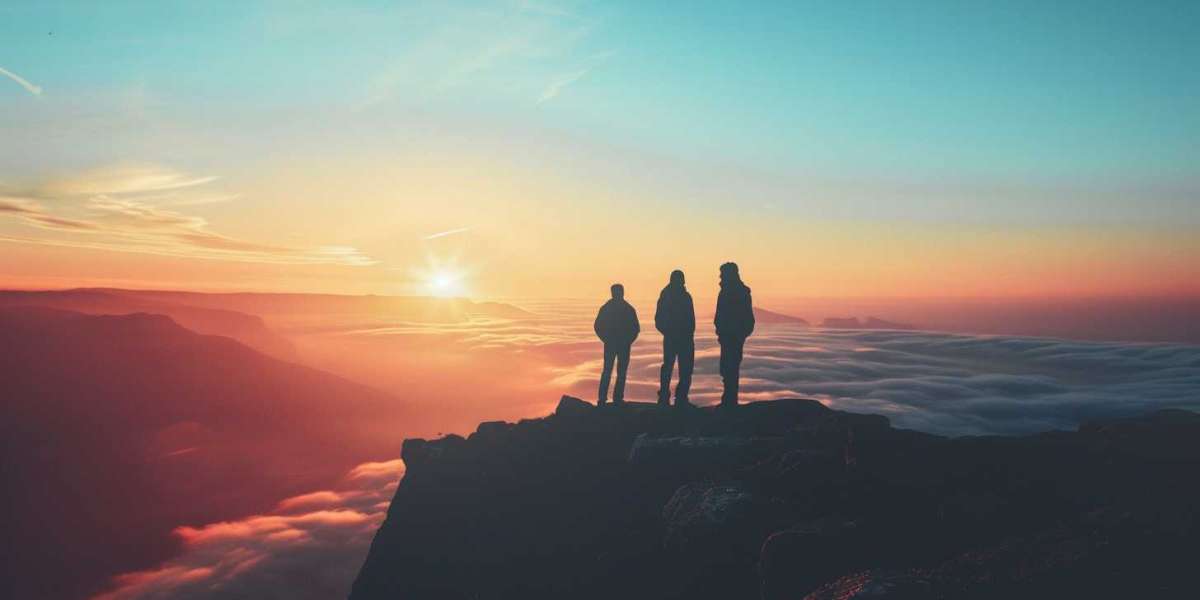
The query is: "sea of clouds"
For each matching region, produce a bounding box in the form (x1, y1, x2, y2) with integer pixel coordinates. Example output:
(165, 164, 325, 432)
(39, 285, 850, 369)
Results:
(96, 460, 402, 600)
(459, 300, 1200, 436)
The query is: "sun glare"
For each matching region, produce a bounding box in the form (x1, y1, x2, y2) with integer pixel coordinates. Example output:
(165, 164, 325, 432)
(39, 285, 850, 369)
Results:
(424, 269, 465, 297)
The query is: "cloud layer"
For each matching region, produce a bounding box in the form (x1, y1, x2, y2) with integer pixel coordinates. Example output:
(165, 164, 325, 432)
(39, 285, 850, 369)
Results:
(362, 300, 1200, 436)
(97, 460, 403, 600)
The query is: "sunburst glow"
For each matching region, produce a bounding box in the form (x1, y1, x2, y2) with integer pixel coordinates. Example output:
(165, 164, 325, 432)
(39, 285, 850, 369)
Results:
(426, 270, 464, 297)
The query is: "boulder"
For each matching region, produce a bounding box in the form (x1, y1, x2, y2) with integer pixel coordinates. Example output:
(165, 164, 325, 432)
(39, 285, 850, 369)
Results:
(472, 420, 512, 441)
(555, 394, 595, 417)
(399, 434, 465, 471)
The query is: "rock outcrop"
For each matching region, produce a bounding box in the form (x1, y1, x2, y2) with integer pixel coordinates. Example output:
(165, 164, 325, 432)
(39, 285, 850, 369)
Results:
(351, 398, 1199, 599)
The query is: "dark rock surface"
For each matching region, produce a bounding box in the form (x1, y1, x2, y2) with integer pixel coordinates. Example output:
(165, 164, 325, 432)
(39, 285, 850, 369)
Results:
(350, 398, 1199, 600)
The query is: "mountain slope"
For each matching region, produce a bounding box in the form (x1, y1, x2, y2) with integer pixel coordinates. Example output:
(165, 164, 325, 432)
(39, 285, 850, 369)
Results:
(699, 307, 808, 325)
(0, 307, 404, 600)
(80, 287, 536, 322)
(0, 288, 297, 359)
(755, 308, 809, 325)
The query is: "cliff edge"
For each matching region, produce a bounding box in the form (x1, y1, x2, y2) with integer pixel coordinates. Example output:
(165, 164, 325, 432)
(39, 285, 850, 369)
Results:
(351, 398, 1199, 599)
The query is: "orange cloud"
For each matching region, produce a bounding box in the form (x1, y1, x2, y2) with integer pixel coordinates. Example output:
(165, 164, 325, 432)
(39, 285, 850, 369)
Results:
(0, 165, 375, 266)
(95, 459, 404, 600)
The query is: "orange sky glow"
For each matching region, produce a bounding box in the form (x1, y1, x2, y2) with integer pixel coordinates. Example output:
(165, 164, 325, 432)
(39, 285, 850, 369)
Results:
(2, 160, 1197, 301)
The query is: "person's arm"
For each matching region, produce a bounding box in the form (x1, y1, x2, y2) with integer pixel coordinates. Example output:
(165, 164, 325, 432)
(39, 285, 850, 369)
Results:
(714, 291, 726, 338)
(654, 293, 667, 335)
(685, 293, 696, 335)
(744, 290, 755, 337)
(631, 306, 640, 343)
(594, 306, 605, 341)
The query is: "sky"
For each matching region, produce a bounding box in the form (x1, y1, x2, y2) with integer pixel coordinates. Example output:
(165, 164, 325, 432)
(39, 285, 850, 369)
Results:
(1, 0, 1198, 299)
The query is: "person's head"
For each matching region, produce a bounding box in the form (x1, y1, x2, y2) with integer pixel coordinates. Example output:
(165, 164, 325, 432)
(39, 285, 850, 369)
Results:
(719, 262, 740, 283)
(669, 269, 685, 286)
(610, 283, 624, 299)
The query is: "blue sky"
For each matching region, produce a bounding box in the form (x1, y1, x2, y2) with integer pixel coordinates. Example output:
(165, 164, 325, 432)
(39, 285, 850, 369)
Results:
(4, 1, 1196, 182)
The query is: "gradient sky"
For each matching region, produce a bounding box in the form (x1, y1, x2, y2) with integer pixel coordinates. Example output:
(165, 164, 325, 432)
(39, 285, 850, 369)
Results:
(2, 1, 1197, 299)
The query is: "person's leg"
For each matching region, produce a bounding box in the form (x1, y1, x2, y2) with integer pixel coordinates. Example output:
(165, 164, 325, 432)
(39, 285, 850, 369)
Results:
(598, 344, 615, 404)
(613, 344, 631, 404)
(719, 337, 734, 404)
(725, 337, 745, 406)
(658, 337, 676, 404)
(676, 337, 694, 404)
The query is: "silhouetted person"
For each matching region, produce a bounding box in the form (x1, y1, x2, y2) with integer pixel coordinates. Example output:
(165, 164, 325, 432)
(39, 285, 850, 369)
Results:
(594, 283, 640, 405)
(714, 262, 754, 407)
(655, 269, 695, 407)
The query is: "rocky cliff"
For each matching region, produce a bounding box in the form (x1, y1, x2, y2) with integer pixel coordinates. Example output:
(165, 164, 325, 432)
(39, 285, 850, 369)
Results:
(351, 398, 1199, 599)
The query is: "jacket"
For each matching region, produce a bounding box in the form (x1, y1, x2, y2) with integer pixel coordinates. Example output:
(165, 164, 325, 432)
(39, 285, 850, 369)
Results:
(594, 298, 640, 347)
(714, 279, 754, 340)
(655, 283, 695, 338)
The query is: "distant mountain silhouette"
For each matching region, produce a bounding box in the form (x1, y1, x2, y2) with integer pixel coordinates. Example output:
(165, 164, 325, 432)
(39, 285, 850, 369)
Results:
(470, 300, 539, 320)
(0, 307, 404, 600)
(821, 315, 915, 330)
(351, 397, 1200, 599)
(754, 308, 809, 325)
(0, 288, 296, 358)
(701, 307, 807, 325)
(72, 288, 535, 321)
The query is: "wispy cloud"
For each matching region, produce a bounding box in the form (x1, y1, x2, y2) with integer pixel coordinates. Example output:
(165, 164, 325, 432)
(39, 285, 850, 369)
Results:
(360, 1, 600, 108)
(423, 226, 472, 240)
(0, 66, 42, 96)
(0, 197, 98, 231)
(0, 164, 375, 266)
(39, 164, 217, 197)
(537, 68, 589, 104)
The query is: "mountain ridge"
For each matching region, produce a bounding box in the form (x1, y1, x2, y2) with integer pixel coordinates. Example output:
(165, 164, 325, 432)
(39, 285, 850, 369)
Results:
(0, 306, 407, 600)
(0, 288, 298, 358)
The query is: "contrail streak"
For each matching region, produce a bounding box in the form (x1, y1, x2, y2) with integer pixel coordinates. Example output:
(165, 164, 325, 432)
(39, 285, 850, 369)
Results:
(424, 227, 472, 240)
(0, 66, 43, 96)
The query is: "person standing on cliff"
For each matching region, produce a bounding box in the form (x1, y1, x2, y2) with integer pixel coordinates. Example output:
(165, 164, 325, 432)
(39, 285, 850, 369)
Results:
(594, 283, 640, 406)
(714, 262, 754, 407)
(655, 269, 695, 408)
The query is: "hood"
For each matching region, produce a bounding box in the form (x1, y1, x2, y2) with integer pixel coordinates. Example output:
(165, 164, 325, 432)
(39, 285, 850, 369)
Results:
(720, 277, 748, 293)
(661, 282, 688, 296)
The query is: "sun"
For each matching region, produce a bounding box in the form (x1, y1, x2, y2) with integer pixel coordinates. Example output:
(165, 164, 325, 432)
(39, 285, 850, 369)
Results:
(411, 252, 472, 298)
(423, 268, 466, 297)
